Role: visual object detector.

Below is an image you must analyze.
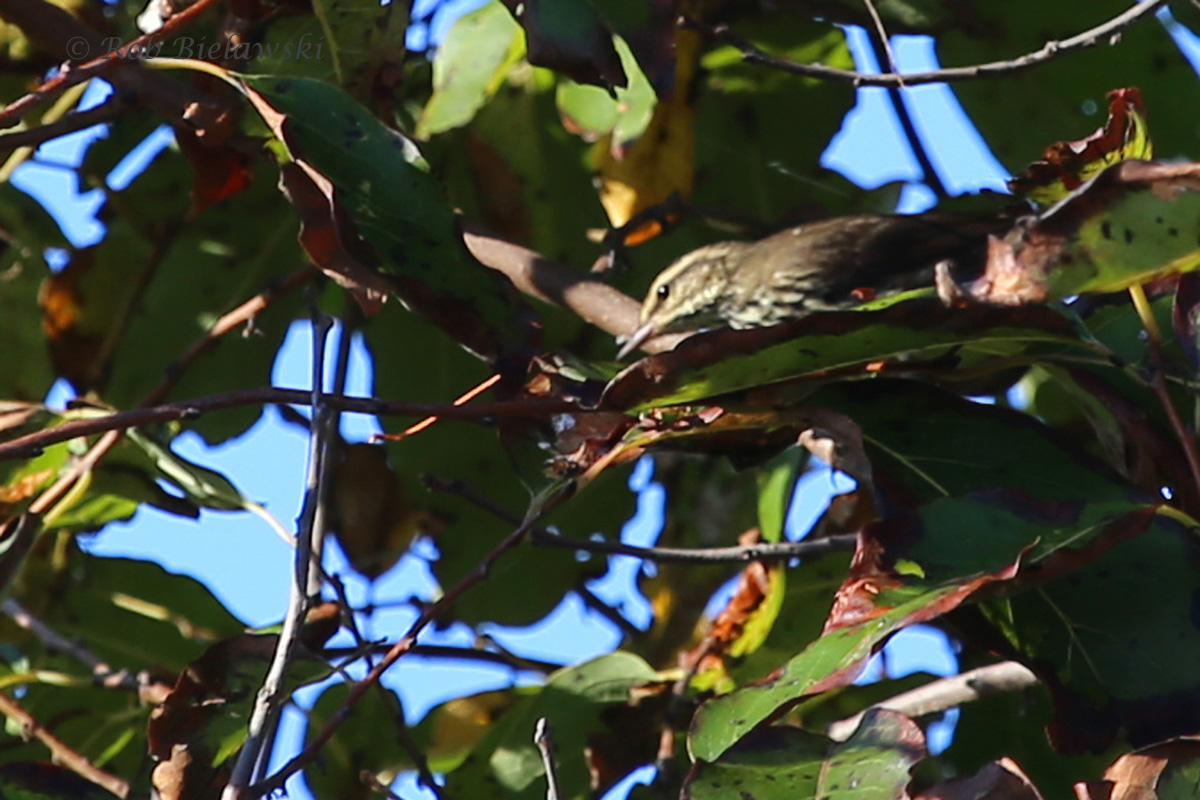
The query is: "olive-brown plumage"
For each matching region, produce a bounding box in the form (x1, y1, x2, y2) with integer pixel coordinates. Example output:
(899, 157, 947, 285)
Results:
(617, 213, 1004, 358)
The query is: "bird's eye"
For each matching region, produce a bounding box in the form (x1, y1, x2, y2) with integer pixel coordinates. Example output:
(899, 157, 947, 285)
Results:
(656, 283, 671, 301)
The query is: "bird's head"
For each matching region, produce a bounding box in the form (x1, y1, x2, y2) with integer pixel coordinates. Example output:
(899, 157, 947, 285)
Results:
(616, 242, 747, 359)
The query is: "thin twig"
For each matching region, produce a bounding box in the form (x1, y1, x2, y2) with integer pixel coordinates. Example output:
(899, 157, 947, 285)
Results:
(0, 98, 126, 154)
(694, 0, 1167, 88)
(398, 643, 561, 673)
(0, 690, 130, 797)
(2, 598, 138, 690)
(223, 312, 335, 799)
(860, 0, 900, 80)
(536, 529, 857, 564)
(826, 661, 1039, 741)
(424, 475, 857, 563)
(574, 584, 643, 638)
(862, 21, 947, 199)
(144, 265, 318, 407)
(0, 387, 576, 461)
(251, 507, 552, 797)
(0, 0, 222, 129)
(382, 687, 448, 800)
(534, 718, 562, 800)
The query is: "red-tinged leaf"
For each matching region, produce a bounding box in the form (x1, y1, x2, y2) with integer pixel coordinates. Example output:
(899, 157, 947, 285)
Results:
(148, 604, 340, 800)
(278, 163, 390, 314)
(687, 709, 925, 800)
(689, 562, 1018, 762)
(1010, 88, 1153, 206)
(690, 529, 785, 693)
(174, 128, 255, 213)
(971, 160, 1200, 306)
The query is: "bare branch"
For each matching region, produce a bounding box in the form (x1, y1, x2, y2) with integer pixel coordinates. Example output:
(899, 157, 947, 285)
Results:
(860, 23, 947, 199)
(0, 0, 229, 130)
(251, 506, 553, 796)
(424, 474, 858, 564)
(0, 387, 576, 462)
(0, 98, 126, 154)
(2, 598, 139, 690)
(696, 0, 1168, 88)
(223, 312, 335, 799)
(534, 718, 562, 800)
(826, 661, 1039, 741)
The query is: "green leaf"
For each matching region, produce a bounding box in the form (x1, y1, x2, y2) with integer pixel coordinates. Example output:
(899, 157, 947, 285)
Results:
(241, 74, 536, 361)
(418, 2, 524, 137)
(0, 185, 64, 402)
(756, 447, 807, 543)
(601, 300, 1085, 412)
(444, 652, 663, 800)
(686, 709, 924, 800)
(689, 576, 1001, 762)
(303, 683, 408, 800)
(124, 429, 250, 512)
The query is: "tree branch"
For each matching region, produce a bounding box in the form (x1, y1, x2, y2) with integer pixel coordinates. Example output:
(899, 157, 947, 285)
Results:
(224, 313, 335, 798)
(2, 598, 139, 690)
(250, 505, 553, 797)
(826, 660, 1039, 741)
(695, 0, 1168, 88)
(0, 690, 130, 797)
(862, 23, 947, 199)
(424, 474, 858, 564)
(0, 98, 126, 154)
(0, 387, 576, 461)
(0, 0, 229, 130)
(460, 220, 688, 355)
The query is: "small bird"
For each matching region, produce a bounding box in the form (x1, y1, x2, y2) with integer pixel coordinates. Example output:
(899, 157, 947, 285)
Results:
(616, 212, 1007, 358)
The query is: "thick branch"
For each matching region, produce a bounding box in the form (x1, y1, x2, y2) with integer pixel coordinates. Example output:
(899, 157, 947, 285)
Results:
(826, 661, 1039, 741)
(700, 0, 1168, 88)
(460, 221, 688, 355)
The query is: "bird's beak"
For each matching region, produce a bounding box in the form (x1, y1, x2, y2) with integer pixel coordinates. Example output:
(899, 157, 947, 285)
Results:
(616, 321, 656, 360)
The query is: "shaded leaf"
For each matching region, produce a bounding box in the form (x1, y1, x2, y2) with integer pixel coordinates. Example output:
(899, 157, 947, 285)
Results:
(686, 709, 925, 800)
(600, 300, 1082, 412)
(302, 682, 408, 800)
(240, 74, 539, 365)
(443, 652, 664, 800)
(512, 0, 626, 91)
